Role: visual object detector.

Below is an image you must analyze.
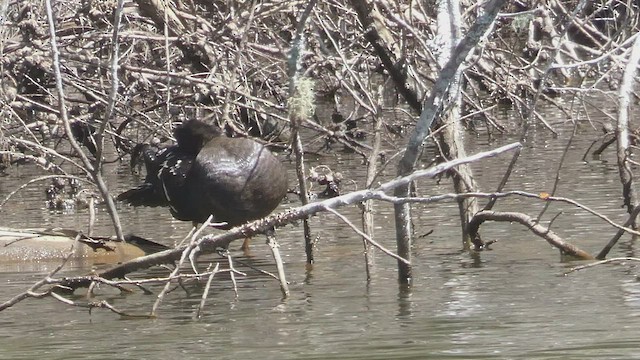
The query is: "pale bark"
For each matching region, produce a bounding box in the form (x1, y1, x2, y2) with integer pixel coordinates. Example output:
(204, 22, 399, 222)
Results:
(393, 0, 507, 283)
(435, 0, 479, 248)
(286, 0, 317, 265)
(615, 33, 640, 219)
(597, 32, 640, 258)
(361, 114, 383, 279)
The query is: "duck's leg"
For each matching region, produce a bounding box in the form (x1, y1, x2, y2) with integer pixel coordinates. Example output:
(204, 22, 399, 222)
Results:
(241, 237, 251, 252)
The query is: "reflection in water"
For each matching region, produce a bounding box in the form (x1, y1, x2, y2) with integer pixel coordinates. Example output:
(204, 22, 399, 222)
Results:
(441, 275, 481, 318)
(2, 121, 640, 358)
(396, 284, 412, 321)
(621, 278, 640, 317)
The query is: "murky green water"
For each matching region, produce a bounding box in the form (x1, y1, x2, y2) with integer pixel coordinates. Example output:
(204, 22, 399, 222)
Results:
(1, 109, 640, 359)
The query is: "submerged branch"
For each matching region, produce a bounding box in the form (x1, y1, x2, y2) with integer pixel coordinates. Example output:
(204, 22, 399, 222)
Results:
(468, 210, 593, 260)
(565, 257, 640, 275)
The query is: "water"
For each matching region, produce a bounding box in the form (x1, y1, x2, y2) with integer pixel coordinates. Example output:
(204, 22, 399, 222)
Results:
(1, 114, 640, 359)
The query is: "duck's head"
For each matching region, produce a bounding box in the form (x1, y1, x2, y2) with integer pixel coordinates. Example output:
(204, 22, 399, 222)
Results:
(174, 120, 221, 155)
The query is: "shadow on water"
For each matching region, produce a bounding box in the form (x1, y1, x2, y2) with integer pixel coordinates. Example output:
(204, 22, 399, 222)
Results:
(2, 116, 640, 358)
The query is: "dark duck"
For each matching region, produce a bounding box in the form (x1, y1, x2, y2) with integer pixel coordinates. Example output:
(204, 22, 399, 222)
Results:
(117, 120, 288, 231)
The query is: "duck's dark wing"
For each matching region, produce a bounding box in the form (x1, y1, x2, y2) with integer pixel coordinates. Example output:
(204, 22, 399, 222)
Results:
(185, 137, 288, 226)
(158, 150, 197, 221)
(117, 145, 193, 208)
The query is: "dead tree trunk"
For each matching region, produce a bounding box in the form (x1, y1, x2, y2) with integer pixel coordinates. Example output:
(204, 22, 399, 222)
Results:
(288, 0, 317, 265)
(435, 0, 480, 249)
(615, 33, 640, 223)
(596, 32, 640, 259)
(361, 114, 383, 279)
(392, 0, 507, 284)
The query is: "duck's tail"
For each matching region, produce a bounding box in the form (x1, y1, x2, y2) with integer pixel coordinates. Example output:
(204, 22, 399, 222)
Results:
(117, 183, 167, 207)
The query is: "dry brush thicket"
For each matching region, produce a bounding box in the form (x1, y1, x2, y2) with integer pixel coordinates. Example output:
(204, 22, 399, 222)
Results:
(1, 0, 636, 166)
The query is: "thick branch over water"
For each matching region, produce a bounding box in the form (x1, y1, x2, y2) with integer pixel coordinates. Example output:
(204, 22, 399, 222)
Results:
(58, 142, 522, 289)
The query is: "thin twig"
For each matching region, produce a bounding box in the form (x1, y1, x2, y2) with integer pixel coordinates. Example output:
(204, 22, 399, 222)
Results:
(266, 230, 290, 298)
(325, 206, 410, 265)
(194, 262, 219, 320)
(226, 251, 239, 298)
